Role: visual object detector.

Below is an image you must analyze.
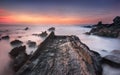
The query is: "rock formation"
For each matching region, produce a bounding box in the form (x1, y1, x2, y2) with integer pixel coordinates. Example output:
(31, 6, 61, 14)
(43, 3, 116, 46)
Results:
(12, 32, 102, 75)
(27, 40, 36, 47)
(9, 46, 29, 72)
(86, 16, 120, 38)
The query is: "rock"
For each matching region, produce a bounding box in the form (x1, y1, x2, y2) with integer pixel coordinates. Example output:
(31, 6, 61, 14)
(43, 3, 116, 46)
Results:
(1, 35, 10, 40)
(27, 40, 36, 47)
(9, 46, 26, 58)
(48, 27, 55, 31)
(113, 16, 120, 25)
(10, 40, 23, 46)
(102, 50, 120, 68)
(87, 16, 120, 38)
(39, 31, 48, 37)
(24, 27, 29, 30)
(15, 32, 102, 75)
(9, 46, 29, 72)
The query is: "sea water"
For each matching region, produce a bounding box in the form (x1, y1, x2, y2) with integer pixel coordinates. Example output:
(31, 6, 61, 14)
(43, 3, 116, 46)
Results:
(0, 25, 120, 75)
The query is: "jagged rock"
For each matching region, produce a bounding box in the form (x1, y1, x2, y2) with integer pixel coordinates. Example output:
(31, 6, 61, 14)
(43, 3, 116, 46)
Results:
(10, 40, 23, 46)
(15, 32, 102, 75)
(48, 27, 55, 31)
(27, 40, 36, 47)
(102, 50, 120, 68)
(1, 35, 10, 40)
(39, 31, 48, 37)
(113, 16, 120, 25)
(87, 16, 120, 38)
(9, 46, 29, 72)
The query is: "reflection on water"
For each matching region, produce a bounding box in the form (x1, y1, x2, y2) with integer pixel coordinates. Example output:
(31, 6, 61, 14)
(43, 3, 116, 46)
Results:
(0, 25, 120, 75)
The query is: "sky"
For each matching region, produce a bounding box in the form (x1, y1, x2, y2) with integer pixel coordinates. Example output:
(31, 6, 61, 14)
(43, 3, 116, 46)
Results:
(0, 0, 120, 25)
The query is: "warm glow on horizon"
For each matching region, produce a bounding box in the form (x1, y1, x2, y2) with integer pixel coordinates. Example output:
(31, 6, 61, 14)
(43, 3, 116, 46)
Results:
(0, 8, 114, 25)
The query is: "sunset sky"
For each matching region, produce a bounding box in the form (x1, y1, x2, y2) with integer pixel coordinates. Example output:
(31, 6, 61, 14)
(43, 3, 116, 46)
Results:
(0, 0, 120, 25)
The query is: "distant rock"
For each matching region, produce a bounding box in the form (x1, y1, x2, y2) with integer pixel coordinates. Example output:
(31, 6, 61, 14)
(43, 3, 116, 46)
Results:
(10, 40, 23, 46)
(27, 40, 36, 47)
(102, 50, 120, 68)
(86, 16, 120, 38)
(1, 35, 10, 40)
(32, 31, 48, 37)
(39, 31, 48, 37)
(9, 46, 29, 71)
(24, 27, 29, 30)
(48, 27, 55, 31)
(113, 16, 120, 25)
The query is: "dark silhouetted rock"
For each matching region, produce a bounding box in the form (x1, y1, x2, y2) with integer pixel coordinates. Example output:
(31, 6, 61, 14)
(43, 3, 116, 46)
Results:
(24, 27, 29, 30)
(87, 16, 120, 38)
(1, 35, 10, 40)
(102, 50, 120, 68)
(9, 46, 26, 58)
(48, 27, 55, 31)
(39, 31, 48, 37)
(10, 40, 23, 45)
(113, 16, 120, 25)
(15, 32, 102, 75)
(9, 46, 29, 72)
(27, 40, 36, 47)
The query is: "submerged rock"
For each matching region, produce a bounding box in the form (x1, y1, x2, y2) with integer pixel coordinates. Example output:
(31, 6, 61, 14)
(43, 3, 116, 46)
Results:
(48, 27, 55, 31)
(10, 40, 23, 46)
(24, 27, 29, 30)
(27, 40, 36, 47)
(9, 46, 29, 72)
(15, 32, 102, 75)
(102, 50, 120, 68)
(1, 35, 10, 40)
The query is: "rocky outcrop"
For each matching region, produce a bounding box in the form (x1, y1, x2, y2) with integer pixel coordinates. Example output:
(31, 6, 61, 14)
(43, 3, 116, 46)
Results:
(10, 40, 23, 46)
(102, 50, 120, 68)
(86, 16, 120, 38)
(9, 46, 29, 72)
(14, 32, 102, 75)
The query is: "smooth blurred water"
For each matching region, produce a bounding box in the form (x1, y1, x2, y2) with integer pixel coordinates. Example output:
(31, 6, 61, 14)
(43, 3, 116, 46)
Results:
(0, 25, 120, 75)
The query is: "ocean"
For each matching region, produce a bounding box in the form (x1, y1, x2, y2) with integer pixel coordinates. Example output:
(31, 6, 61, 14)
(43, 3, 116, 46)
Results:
(0, 25, 120, 75)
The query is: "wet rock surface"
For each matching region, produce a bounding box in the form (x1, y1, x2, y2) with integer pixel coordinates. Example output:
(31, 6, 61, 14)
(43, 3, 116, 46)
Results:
(102, 50, 120, 68)
(10, 40, 23, 46)
(9, 46, 29, 72)
(86, 16, 120, 38)
(14, 32, 102, 75)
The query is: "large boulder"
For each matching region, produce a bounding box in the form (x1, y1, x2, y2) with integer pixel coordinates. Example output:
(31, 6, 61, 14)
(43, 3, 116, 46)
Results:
(9, 46, 29, 72)
(15, 32, 102, 75)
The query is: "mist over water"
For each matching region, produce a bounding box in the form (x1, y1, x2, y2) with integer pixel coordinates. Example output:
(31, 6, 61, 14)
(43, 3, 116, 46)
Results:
(0, 25, 120, 75)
